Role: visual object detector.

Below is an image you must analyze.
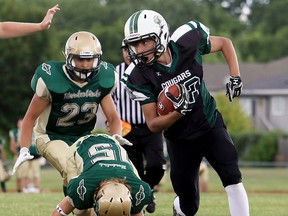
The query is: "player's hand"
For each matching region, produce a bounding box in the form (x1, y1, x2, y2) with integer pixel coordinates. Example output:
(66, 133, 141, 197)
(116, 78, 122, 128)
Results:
(12, 147, 34, 175)
(40, 4, 60, 30)
(166, 84, 190, 115)
(112, 134, 133, 146)
(226, 76, 243, 102)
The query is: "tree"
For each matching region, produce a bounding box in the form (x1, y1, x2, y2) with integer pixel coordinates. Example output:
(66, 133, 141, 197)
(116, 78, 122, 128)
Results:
(214, 93, 253, 133)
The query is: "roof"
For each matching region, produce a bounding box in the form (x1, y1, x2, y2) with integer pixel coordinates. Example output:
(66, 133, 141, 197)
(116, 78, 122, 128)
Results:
(203, 56, 288, 94)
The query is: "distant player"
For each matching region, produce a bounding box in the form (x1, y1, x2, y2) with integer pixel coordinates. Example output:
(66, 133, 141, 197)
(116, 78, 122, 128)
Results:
(0, 136, 9, 192)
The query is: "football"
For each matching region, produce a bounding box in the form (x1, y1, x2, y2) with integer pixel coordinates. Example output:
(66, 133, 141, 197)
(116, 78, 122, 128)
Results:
(157, 84, 180, 116)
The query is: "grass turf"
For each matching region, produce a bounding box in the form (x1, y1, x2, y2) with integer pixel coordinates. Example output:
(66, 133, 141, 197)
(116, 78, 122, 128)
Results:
(1, 166, 288, 215)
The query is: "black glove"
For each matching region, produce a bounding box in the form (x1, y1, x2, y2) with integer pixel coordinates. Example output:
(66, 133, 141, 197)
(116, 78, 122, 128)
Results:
(165, 84, 190, 115)
(226, 76, 243, 102)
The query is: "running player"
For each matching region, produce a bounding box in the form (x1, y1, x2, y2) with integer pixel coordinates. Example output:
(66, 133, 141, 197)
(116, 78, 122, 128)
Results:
(122, 10, 249, 216)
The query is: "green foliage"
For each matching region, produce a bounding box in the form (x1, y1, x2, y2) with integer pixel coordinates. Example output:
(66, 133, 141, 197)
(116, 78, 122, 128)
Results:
(214, 93, 253, 133)
(231, 130, 288, 162)
(0, 0, 287, 142)
(248, 133, 278, 161)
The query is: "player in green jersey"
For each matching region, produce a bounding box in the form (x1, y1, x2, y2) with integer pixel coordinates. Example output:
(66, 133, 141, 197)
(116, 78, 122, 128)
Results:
(12, 31, 130, 196)
(0, 4, 59, 39)
(51, 134, 152, 216)
(0, 136, 9, 192)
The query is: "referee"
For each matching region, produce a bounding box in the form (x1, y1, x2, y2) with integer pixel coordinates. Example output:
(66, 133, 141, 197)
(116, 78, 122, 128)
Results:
(111, 41, 166, 213)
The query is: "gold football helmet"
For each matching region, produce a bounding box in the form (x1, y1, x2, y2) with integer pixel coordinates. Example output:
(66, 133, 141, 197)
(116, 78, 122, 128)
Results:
(94, 181, 132, 216)
(64, 31, 102, 81)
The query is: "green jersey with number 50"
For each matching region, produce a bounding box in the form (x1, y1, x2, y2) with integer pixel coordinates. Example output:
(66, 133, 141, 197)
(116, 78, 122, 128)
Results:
(67, 134, 152, 213)
(31, 61, 116, 145)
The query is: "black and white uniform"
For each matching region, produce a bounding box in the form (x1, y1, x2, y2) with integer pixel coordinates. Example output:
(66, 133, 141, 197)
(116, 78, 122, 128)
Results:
(122, 19, 242, 215)
(113, 62, 166, 189)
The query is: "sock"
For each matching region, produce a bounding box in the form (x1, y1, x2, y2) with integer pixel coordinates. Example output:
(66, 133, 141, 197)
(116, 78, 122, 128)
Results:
(1, 182, 6, 192)
(225, 182, 250, 216)
(173, 196, 186, 216)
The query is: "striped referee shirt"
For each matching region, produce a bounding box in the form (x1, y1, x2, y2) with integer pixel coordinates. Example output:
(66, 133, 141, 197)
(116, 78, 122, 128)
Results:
(113, 62, 146, 125)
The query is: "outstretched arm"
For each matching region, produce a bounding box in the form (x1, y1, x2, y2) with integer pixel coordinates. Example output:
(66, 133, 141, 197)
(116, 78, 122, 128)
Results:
(0, 4, 60, 39)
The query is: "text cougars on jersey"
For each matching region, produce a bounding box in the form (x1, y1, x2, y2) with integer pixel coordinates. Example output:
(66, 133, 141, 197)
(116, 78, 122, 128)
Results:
(64, 90, 101, 99)
(161, 70, 192, 89)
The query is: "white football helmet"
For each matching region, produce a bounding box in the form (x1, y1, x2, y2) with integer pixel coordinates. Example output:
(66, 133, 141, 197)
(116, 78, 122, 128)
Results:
(124, 10, 170, 65)
(94, 181, 132, 216)
(64, 31, 102, 82)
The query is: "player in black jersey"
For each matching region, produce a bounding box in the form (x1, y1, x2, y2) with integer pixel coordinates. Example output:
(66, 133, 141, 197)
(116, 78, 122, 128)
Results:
(122, 10, 249, 216)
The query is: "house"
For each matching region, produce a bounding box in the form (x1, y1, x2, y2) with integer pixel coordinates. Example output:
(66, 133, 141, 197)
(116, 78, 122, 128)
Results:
(203, 56, 288, 132)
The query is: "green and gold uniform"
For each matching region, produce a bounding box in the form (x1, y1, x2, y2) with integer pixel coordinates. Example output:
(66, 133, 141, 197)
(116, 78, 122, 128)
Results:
(67, 134, 152, 214)
(32, 61, 116, 145)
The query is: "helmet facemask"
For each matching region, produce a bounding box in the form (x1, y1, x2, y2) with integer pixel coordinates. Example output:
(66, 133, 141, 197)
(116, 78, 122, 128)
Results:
(66, 53, 101, 82)
(64, 31, 102, 82)
(125, 33, 165, 66)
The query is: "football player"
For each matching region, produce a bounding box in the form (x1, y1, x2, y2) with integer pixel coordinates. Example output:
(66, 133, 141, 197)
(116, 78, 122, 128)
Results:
(0, 135, 9, 192)
(12, 31, 129, 196)
(0, 4, 59, 39)
(122, 10, 249, 216)
(51, 134, 152, 216)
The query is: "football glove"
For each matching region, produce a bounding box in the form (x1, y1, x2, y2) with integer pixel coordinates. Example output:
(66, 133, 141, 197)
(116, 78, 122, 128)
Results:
(166, 84, 190, 115)
(12, 147, 34, 175)
(226, 76, 243, 102)
(112, 134, 133, 146)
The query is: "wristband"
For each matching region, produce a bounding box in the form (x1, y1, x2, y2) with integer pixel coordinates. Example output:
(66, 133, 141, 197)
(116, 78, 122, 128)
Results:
(56, 205, 68, 216)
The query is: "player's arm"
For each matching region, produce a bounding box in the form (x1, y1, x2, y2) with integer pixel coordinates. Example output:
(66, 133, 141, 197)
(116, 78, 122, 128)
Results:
(210, 36, 243, 101)
(100, 94, 122, 135)
(12, 94, 49, 174)
(51, 196, 74, 216)
(209, 36, 240, 77)
(142, 102, 182, 133)
(0, 4, 60, 39)
(20, 94, 49, 148)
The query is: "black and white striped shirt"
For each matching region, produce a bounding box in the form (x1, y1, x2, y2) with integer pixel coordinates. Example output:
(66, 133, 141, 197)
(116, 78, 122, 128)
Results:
(113, 62, 146, 125)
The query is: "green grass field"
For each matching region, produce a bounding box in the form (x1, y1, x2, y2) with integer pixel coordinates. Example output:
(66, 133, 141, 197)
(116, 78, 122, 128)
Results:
(1, 166, 288, 215)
